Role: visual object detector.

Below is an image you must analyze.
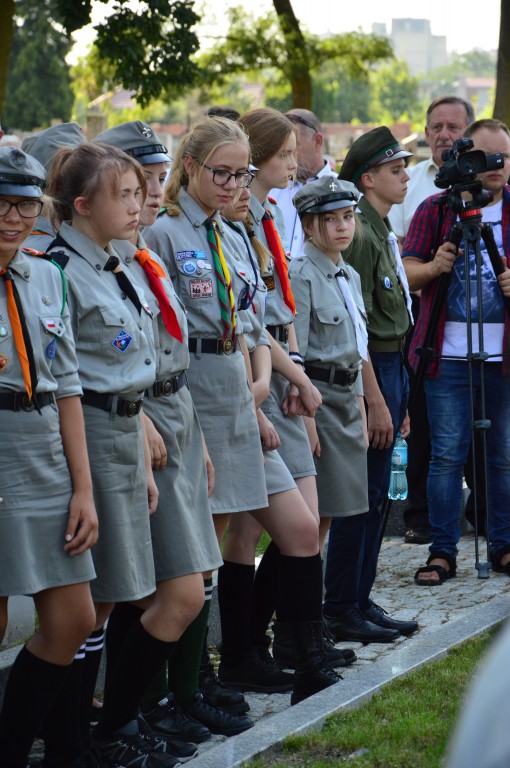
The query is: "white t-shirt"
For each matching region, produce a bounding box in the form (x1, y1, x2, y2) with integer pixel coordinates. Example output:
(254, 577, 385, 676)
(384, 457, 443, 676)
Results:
(270, 160, 337, 259)
(442, 201, 505, 361)
(389, 157, 440, 239)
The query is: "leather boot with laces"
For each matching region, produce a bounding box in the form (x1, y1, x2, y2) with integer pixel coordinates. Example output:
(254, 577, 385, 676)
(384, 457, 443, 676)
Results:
(289, 621, 341, 706)
(218, 647, 294, 693)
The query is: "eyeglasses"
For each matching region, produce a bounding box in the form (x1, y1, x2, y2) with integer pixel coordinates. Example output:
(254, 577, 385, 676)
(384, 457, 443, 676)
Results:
(0, 199, 43, 218)
(196, 161, 255, 188)
(285, 114, 319, 134)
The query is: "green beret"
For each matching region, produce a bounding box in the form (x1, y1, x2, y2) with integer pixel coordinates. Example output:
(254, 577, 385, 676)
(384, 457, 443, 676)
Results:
(339, 126, 412, 184)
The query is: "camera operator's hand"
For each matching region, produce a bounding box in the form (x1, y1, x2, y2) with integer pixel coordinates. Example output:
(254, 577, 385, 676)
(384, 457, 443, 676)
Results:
(432, 241, 458, 277)
(497, 258, 510, 297)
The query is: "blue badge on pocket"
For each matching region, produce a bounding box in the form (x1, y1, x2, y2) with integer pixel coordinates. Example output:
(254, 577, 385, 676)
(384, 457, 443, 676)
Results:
(46, 338, 57, 359)
(182, 261, 198, 275)
(112, 330, 133, 352)
(383, 276, 393, 289)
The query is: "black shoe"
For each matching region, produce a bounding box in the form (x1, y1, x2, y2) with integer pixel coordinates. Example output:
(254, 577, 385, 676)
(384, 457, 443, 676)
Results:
(199, 660, 250, 714)
(218, 648, 294, 693)
(180, 692, 254, 736)
(324, 608, 400, 644)
(272, 621, 356, 669)
(93, 719, 176, 767)
(142, 696, 211, 744)
(288, 621, 341, 706)
(404, 526, 432, 544)
(138, 715, 197, 762)
(362, 603, 419, 636)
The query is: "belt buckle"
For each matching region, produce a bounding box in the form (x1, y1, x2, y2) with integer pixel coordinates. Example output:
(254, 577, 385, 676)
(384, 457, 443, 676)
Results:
(21, 394, 35, 412)
(160, 378, 175, 396)
(347, 371, 357, 385)
(282, 326, 289, 343)
(126, 399, 143, 417)
(222, 339, 234, 355)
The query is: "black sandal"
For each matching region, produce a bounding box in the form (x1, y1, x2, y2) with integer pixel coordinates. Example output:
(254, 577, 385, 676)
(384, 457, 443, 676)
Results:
(414, 552, 457, 586)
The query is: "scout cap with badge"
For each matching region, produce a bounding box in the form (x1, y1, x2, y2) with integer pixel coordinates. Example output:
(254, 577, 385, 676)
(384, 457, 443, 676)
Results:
(22, 122, 86, 170)
(339, 126, 412, 185)
(95, 121, 171, 164)
(293, 176, 359, 218)
(0, 146, 46, 197)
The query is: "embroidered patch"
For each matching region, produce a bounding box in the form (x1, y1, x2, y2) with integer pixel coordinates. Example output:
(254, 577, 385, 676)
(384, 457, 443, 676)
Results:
(0, 354, 8, 370)
(41, 317, 65, 337)
(189, 278, 213, 299)
(46, 338, 57, 359)
(176, 250, 206, 261)
(112, 329, 133, 352)
(262, 274, 276, 291)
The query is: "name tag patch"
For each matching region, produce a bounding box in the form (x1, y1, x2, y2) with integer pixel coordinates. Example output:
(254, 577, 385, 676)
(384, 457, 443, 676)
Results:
(112, 329, 133, 352)
(176, 250, 207, 261)
(189, 278, 213, 299)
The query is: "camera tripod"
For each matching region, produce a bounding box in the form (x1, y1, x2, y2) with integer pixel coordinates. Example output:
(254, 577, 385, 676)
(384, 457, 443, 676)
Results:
(409, 181, 510, 578)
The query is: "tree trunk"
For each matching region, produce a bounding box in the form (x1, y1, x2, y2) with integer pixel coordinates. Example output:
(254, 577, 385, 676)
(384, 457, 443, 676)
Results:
(494, 0, 510, 125)
(0, 0, 15, 125)
(272, 0, 312, 109)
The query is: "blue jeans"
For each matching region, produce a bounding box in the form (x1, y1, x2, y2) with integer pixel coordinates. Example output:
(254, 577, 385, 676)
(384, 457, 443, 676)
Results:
(324, 351, 408, 612)
(425, 361, 510, 559)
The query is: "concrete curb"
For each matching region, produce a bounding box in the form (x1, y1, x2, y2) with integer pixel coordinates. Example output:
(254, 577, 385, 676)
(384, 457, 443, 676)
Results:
(189, 597, 510, 768)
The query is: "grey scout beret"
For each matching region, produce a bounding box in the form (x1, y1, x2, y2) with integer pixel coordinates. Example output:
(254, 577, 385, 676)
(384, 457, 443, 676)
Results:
(0, 147, 46, 197)
(94, 121, 171, 164)
(294, 176, 359, 217)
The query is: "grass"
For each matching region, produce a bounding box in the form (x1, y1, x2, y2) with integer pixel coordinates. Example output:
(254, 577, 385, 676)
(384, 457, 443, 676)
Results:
(246, 627, 500, 768)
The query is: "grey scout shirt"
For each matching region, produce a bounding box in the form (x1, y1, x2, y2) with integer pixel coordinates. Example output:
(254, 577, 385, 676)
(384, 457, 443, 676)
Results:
(114, 233, 190, 378)
(47, 222, 157, 399)
(248, 195, 294, 328)
(144, 189, 245, 341)
(0, 247, 82, 397)
(343, 196, 409, 343)
(289, 242, 365, 396)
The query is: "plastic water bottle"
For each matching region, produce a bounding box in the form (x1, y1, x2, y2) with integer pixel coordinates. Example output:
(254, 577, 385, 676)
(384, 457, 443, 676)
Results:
(388, 435, 408, 500)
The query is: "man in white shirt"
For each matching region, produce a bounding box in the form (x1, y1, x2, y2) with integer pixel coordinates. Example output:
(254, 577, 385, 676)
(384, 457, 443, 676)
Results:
(271, 109, 337, 258)
(389, 96, 475, 546)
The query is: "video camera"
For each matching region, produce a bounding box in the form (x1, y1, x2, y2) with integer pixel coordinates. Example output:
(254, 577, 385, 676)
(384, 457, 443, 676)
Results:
(434, 137, 504, 189)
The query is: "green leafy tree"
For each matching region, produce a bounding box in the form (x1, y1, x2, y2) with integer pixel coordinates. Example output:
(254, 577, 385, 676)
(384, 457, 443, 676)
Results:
(198, 4, 392, 109)
(494, 0, 510, 125)
(370, 59, 421, 122)
(4, 0, 74, 131)
(0, 0, 15, 123)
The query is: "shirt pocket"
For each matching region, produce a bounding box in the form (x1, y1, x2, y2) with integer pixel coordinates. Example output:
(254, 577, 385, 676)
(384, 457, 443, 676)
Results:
(99, 303, 141, 355)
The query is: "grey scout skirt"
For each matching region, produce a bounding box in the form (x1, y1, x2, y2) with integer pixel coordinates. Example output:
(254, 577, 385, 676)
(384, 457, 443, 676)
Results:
(0, 403, 95, 596)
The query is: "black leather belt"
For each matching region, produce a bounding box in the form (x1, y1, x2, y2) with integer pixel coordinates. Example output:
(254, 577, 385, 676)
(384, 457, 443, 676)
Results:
(266, 324, 289, 343)
(305, 364, 359, 386)
(368, 338, 406, 352)
(149, 371, 187, 397)
(188, 338, 238, 355)
(0, 391, 54, 411)
(81, 390, 143, 417)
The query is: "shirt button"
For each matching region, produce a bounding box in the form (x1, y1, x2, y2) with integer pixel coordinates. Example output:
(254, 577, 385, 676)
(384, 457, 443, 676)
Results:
(164, 348, 171, 355)
(121, 292, 127, 299)
(120, 317, 125, 323)
(144, 359, 151, 365)
(96, 264, 101, 271)
(23, 271, 29, 278)
(334, 316, 339, 322)
(327, 274, 332, 279)
(125, 256, 132, 263)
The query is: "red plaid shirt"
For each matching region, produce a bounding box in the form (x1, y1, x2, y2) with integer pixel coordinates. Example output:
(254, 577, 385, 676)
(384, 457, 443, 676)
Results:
(403, 184, 510, 377)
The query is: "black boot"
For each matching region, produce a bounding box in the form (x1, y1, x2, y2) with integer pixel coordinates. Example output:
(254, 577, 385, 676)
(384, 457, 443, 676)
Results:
(273, 621, 356, 670)
(289, 621, 340, 706)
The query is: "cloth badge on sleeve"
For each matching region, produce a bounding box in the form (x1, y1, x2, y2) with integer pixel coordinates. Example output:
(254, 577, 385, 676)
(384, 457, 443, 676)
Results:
(112, 329, 133, 352)
(46, 338, 57, 359)
(189, 278, 213, 298)
(41, 316, 66, 337)
(0, 353, 8, 371)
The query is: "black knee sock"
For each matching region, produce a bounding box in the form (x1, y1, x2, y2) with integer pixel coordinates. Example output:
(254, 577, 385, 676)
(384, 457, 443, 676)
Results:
(95, 620, 176, 739)
(104, 603, 143, 695)
(250, 541, 282, 644)
(42, 649, 85, 766)
(218, 561, 255, 666)
(80, 627, 105, 749)
(0, 645, 71, 768)
(279, 553, 323, 623)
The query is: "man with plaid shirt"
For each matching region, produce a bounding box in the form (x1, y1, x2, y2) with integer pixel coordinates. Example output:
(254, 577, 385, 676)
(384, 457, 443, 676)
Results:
(403, 118, 510, 585)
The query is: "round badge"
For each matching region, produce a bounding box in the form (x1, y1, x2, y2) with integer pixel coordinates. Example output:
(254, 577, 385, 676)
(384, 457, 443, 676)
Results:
(383, 276, 392, 289)
(196, 259, 207, 269)
(0, 326, 7, 337)
(182, 261, 197, 275)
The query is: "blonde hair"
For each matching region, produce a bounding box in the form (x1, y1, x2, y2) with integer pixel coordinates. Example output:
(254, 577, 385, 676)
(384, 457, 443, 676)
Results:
(238, 108, 295, 167)
(163, 117, 250, 215)
(243, 214, 271, 274)
(46, 142, 147, 227)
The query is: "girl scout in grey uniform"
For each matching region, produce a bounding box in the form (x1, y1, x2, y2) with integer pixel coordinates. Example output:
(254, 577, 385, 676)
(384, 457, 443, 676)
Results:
(95, 123, 249, 744)
(0, 148, 97, 767)
(45, 143, 188, 766)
